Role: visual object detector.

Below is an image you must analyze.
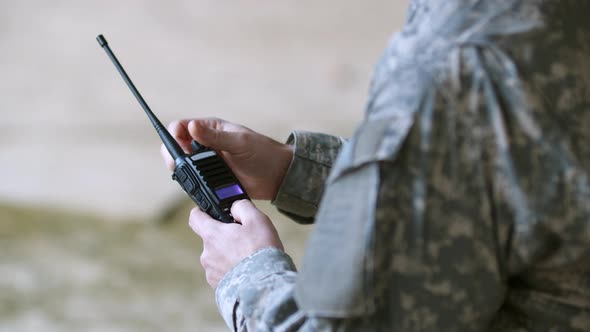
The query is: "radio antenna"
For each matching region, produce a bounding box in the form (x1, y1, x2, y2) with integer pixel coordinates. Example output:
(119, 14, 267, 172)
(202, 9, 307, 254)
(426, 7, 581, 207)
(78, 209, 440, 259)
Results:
(96, 34, 184, 161)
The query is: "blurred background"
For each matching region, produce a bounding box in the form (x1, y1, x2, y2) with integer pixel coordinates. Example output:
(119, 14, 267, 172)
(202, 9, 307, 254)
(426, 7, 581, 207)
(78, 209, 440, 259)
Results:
(0, 0, 407, 331)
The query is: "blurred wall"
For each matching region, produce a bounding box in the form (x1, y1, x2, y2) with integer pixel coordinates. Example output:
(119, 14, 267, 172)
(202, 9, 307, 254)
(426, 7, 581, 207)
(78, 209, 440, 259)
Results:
(0, 0, 408, 219)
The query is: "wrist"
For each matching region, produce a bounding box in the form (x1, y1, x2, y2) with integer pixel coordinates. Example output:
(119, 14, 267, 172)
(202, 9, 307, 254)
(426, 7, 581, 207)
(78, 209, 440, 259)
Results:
(270, 143, 294, 200)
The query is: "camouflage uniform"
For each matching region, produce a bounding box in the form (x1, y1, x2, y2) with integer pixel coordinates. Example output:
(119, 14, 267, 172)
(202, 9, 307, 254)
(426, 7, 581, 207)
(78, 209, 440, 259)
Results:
(216, 0, 590, 330)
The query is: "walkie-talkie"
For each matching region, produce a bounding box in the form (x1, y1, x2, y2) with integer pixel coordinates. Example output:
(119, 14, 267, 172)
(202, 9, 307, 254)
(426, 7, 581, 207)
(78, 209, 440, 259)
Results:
(97, 34, 249, 223)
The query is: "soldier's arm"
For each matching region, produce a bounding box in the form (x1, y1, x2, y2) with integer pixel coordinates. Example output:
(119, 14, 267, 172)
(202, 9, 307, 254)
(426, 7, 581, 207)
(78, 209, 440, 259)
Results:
(215, 153, 509, 331)
(272, 131, 346, 224)
(213, 44, 522, 331)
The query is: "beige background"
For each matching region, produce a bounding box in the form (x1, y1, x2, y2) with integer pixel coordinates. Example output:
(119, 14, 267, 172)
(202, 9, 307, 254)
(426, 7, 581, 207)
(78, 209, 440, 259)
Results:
(0, 1, 408, 331)
(0, 0, 408, 220)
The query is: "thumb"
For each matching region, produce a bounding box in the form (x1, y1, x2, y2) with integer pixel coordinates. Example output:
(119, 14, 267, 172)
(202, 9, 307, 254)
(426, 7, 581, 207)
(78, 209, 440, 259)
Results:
(188, 120, 243, 153)
(230, 200, 268, 226)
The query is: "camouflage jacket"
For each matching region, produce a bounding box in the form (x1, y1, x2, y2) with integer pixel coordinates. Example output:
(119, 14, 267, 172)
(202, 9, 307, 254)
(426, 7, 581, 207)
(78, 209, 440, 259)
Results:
(216, 1, 590, 331)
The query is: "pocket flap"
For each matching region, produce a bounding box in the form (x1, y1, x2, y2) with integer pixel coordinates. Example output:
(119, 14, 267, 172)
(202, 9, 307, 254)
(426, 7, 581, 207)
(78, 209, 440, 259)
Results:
(328, 113, 415, 183)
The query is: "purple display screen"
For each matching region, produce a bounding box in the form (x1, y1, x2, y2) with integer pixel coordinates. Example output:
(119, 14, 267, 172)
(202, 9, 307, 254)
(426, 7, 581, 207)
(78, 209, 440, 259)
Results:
(215, 184, 244, 200)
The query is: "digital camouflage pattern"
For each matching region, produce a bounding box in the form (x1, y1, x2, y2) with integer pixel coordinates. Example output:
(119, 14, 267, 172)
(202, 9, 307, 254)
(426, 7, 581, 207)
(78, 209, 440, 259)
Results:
(216, 0, 590, 330)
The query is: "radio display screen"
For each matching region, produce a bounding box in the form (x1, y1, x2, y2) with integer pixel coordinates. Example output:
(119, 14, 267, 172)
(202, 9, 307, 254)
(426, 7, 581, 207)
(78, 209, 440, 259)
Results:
(215, 184, 244, 200)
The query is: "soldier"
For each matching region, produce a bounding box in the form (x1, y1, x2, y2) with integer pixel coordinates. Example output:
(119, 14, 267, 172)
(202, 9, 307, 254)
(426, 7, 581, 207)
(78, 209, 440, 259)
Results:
(162, 0, 590, 330)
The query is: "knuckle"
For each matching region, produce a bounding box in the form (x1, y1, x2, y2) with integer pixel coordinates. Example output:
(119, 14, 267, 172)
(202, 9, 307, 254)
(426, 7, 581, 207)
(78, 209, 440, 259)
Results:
(235, 131, 249, 144)
(199, 252, 207, 267)
(189, 211, 210, 238)
(206, 273, 214, 286)
(204, 117, 223, 129)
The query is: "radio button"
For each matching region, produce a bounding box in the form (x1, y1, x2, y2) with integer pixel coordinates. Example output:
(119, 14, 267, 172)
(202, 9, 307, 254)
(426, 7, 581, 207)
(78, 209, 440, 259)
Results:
(200, 199, 210, 210)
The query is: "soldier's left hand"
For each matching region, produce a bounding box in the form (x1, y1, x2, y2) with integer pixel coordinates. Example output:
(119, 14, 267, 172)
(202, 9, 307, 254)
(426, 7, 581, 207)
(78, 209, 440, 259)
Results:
(188, 200, 284, 289)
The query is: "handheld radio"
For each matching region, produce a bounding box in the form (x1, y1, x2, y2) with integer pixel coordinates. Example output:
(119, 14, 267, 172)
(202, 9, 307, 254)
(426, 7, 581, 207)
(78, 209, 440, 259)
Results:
(96, 34, 249, 223)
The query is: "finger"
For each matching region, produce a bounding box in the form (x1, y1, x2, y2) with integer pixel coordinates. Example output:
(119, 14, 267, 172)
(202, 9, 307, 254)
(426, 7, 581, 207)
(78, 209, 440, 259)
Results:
(187, 118, 225, 144)
(189, 207, 220, 239)
(199, 250, 210, 269)
(167, 120, 191, 141)
(230, 200, 267, 226)
(205, 270, 220, 289)
(191, 117, 227, 131)
(167, 120, 193, 153)
(160, 144, 176, 171)
(200, 251, 220, 288)
(188, 119, 245, 153)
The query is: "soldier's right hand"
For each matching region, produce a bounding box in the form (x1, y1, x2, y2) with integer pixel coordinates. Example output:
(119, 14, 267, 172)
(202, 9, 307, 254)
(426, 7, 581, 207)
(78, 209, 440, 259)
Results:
(161, 118, 293, 201)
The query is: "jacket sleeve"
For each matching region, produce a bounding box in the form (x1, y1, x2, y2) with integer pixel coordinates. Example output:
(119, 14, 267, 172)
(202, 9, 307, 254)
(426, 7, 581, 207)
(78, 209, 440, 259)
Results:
(271, 130, 346, 224)
(214, 248, 302, 331)
(215, 247, 366, 331)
